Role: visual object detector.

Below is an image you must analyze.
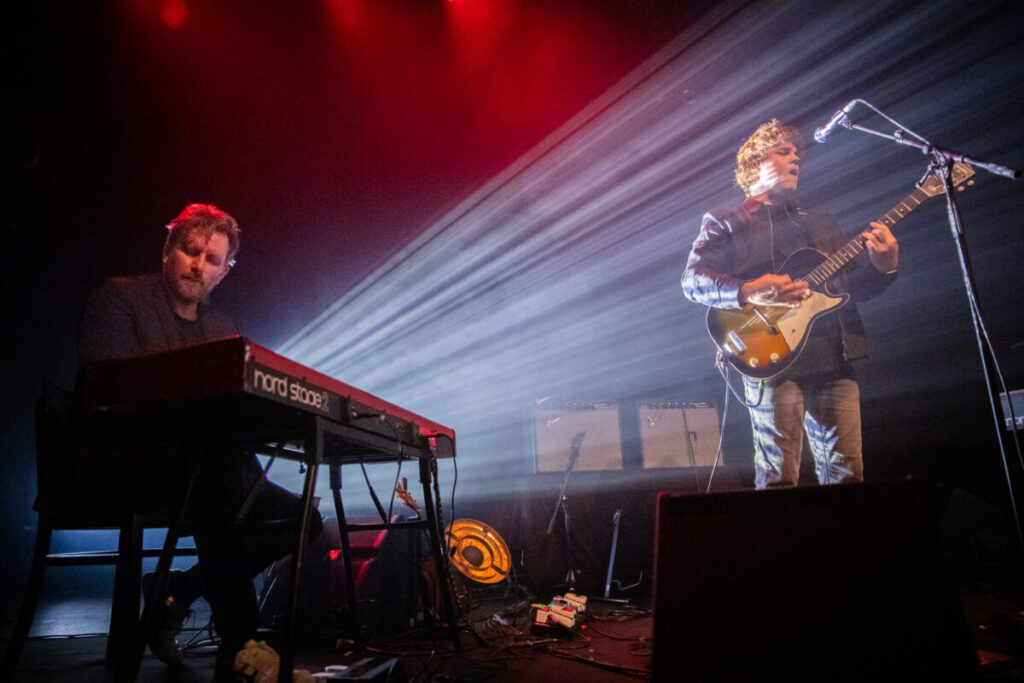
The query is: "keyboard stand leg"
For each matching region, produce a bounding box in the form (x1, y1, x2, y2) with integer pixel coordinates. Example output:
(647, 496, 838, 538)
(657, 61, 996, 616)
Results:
(279, 422, 322, 683)
(418, 453, 458, 641)
(329, 461, 360, 644)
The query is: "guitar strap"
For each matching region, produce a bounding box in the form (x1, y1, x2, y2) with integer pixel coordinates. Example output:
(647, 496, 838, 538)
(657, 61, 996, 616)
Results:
(785, 203, 815, 243)
(767, 202, 815, 271)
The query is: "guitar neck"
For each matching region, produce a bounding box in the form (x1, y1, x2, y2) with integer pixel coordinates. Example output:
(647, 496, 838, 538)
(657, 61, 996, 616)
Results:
(803, 184, 930, 288)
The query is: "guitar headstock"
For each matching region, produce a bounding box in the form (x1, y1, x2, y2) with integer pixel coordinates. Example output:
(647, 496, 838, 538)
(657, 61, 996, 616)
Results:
(918, 161, 976, 197)
(395, 483, 422, 517)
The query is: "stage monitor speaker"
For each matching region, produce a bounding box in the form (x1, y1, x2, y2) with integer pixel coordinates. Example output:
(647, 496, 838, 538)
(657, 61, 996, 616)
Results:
(637, 401, 720, 468)
(534, 401, 623, 472)
(652, 481, 979, 681)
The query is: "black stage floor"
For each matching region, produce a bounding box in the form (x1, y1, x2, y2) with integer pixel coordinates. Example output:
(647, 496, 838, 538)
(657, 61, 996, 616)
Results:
(3, 581, 1022, 682)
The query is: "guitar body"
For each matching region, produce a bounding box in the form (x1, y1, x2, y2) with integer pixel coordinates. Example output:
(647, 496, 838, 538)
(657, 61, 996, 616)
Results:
(706, 248, 849, 380)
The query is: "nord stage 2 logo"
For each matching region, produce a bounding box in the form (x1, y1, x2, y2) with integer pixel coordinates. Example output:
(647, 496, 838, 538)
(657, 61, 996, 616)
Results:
(249, 363, 338, 418)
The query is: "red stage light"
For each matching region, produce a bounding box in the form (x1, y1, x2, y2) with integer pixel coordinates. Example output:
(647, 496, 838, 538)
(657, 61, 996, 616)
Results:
(324, 0, 367, 32)
(159, 0, 189, 30)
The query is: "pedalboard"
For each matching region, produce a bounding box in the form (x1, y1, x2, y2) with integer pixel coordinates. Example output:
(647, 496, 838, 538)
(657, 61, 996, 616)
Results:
(531, 591, 587, 631)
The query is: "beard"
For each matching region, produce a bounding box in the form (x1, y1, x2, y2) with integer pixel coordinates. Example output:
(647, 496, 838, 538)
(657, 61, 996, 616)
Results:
(164, 270, 207, 304)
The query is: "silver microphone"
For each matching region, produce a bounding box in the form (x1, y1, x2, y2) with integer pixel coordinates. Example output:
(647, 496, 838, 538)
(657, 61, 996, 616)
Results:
(814, 100, 857, 143)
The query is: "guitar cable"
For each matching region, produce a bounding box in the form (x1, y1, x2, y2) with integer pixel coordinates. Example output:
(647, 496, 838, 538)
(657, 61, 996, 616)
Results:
(715, 351, 765, 408)
(704, 377, 730, 495)
(704, 358, 767, 494)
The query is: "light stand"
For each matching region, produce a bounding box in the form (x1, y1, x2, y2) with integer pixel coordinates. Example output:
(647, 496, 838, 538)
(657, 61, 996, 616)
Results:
(835, 100, 1023, 546)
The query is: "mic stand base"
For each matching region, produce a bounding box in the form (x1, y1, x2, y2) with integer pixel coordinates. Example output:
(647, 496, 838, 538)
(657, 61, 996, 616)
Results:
(589, 596, 631, 605)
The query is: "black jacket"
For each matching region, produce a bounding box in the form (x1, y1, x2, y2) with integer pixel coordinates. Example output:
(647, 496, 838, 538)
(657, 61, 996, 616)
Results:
(78, 272, 238, 363)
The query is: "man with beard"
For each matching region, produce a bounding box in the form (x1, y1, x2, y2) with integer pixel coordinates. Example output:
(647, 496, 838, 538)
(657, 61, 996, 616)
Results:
(79, 203, 322, 673)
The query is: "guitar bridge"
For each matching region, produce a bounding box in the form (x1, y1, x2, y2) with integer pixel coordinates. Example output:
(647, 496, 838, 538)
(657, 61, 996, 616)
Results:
(725, 331, 747, 355)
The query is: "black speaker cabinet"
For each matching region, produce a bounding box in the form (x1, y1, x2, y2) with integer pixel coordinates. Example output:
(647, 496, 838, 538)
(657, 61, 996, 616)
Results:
(652, 481, 979, 681)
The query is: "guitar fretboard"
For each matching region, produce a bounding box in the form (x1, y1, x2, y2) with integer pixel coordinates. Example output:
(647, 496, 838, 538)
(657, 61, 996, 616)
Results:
(803, 185, 930, 288)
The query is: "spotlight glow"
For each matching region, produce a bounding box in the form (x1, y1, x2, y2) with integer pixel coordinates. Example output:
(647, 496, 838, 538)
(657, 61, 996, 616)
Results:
(159, 0, 189, 30)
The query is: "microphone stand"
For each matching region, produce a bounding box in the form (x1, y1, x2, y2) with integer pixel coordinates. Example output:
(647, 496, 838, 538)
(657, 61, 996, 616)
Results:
(838, 101, 1023, 547)
(547, 431, 585, 587)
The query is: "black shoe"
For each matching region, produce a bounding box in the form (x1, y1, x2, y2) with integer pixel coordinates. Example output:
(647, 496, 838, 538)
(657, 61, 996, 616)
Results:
(210, 668, 250, 683)
(142, 570, 191, 666)
(211, 650, 249, 683)
(211, 669, 250, 683)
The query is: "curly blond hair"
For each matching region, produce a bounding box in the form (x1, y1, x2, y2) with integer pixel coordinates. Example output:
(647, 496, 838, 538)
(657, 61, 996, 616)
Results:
(734, 119, 802, 196)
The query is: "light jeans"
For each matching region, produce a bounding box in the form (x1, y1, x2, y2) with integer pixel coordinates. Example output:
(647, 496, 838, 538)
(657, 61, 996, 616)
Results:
(744, 372, 863, 488)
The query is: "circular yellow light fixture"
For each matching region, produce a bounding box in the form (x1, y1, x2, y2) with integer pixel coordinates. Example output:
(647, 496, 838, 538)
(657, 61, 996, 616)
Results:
(445, 519, 511, 585)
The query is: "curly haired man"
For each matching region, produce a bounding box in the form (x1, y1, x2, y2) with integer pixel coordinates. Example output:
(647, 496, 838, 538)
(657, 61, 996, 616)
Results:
(682, 120, 899, 488)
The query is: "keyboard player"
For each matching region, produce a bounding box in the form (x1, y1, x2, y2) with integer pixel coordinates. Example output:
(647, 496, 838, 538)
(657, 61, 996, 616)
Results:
(77, 203, 323, 676)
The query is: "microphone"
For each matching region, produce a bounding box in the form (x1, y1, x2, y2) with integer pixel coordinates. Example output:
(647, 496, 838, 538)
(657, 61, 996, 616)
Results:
(814, 100, 857, 143)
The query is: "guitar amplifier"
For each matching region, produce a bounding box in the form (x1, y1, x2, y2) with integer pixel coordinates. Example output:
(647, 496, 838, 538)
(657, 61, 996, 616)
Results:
(637, 401, 720, 468)
(1000, 389, 1024, 431)
(534, 401, 623, 472)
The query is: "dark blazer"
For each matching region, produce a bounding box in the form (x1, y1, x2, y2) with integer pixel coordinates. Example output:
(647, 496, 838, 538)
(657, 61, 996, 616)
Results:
(78, 272, 238, 363)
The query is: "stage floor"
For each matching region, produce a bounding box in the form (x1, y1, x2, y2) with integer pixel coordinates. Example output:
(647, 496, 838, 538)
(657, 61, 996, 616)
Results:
(2, 582, 1022, 682)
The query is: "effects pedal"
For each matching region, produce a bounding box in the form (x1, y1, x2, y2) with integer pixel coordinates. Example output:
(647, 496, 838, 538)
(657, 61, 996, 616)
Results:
(554, 591, 587, 614)
(530, 591, 587, 633)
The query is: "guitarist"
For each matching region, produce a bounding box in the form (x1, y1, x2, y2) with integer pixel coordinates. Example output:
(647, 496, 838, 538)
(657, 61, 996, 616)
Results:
(681, 119, 899, 488)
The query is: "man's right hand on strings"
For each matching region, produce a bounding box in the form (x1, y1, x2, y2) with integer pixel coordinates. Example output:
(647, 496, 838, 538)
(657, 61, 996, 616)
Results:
(739, 273, 809, 308)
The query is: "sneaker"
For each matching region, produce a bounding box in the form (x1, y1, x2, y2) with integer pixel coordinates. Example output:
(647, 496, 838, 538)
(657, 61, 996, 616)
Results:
(142, 570, 191, 666)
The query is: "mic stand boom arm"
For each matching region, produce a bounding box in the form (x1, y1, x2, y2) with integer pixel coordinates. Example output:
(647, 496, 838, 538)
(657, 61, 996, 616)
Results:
(842, 119, 1020, 180)
(842, 108, 1023, 548)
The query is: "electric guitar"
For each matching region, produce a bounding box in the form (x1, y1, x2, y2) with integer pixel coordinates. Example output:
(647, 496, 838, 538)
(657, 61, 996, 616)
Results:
(394, 481, 425, 519)
(394, 482, 470, 615)
(707, 162, 975, 379)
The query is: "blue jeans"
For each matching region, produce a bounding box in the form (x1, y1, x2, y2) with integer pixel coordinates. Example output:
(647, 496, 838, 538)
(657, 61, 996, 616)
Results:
(744, 371, 863, 488)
